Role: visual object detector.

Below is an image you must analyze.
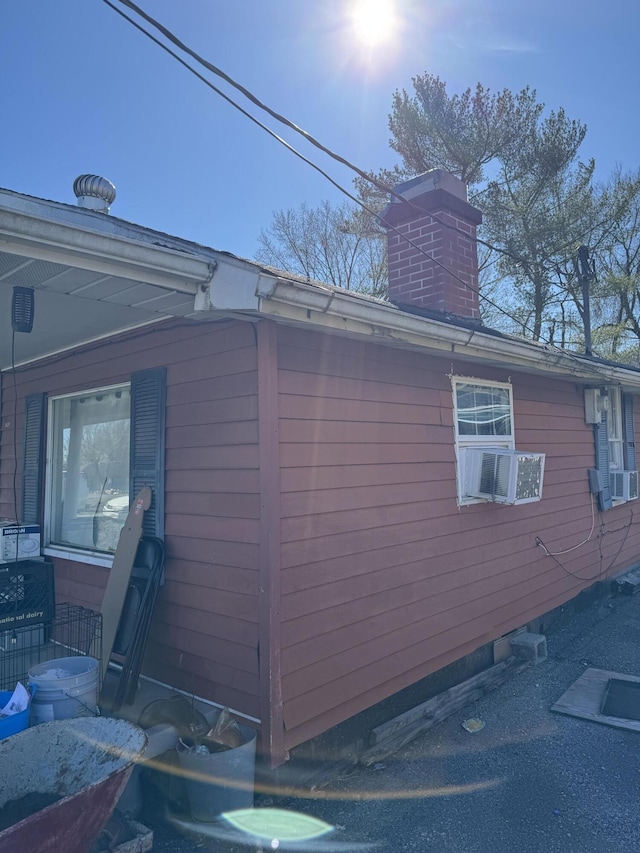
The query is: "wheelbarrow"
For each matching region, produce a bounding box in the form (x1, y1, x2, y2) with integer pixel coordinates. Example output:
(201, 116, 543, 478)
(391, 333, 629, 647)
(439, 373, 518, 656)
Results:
(0, 717, 147, 853)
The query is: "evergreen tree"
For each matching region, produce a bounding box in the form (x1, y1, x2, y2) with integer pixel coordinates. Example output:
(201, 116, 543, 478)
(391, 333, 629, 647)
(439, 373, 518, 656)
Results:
(368, 74, 601, 343)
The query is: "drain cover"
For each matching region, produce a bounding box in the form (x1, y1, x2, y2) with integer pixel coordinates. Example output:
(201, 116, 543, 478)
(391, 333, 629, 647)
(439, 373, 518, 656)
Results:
(601, 678, 640, 720)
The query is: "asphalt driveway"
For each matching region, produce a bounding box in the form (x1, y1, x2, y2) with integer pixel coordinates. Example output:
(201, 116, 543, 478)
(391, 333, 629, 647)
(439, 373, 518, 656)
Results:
(149, 589, 640, 853)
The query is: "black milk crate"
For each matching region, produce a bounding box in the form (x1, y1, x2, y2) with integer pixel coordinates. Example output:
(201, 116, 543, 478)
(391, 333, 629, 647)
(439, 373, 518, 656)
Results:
(0, 602, 102, 693)
(0, 559, 55, 631)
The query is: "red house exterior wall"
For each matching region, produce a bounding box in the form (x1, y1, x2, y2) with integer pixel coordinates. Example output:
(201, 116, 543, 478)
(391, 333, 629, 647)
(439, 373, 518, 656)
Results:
(276, 324, 640, 752)
(0, 319, 262, 718)
(2, 314, 639, 761)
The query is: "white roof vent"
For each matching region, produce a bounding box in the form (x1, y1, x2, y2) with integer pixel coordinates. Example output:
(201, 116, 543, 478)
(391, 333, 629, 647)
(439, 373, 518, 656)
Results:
(73, 174, 116, 213)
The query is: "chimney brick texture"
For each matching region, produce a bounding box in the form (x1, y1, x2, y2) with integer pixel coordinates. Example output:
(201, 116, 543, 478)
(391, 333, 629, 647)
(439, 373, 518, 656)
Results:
(382, 175, 483, 320)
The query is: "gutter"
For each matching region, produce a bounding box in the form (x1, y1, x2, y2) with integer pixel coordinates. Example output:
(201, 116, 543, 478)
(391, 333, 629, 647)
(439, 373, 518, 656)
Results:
(0, 207, 213, 293)
(4, 183, 638, 392)
(255, 277, 640, 390)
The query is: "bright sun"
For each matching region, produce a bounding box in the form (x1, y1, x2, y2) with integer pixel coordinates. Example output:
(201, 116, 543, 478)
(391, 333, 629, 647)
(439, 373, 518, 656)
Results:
(350, 0, 398, 48)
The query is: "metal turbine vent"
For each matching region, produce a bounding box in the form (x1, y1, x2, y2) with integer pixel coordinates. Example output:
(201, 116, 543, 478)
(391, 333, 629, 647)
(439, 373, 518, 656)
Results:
(73, 174, 116, 213)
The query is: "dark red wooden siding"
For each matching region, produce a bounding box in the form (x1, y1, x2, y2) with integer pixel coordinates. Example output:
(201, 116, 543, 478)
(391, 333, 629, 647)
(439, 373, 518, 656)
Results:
(277, 326, 640, 750)
(0, 319, 261, 718)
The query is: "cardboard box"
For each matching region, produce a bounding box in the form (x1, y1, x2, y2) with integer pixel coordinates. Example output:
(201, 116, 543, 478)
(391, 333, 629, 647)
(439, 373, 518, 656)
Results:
(0, 524, 41, 562)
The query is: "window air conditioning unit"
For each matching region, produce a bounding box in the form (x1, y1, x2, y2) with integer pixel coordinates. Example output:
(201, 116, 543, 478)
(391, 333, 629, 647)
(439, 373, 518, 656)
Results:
(610, 470, 639, 501)
(465, 448, 545, 505)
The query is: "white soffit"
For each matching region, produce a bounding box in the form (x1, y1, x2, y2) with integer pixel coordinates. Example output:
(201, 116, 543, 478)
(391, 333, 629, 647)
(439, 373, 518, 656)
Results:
(0, 191, 216, 369)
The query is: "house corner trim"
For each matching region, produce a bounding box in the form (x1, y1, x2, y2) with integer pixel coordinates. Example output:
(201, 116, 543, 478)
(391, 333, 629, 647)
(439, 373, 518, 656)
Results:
(257, 320, 286, 766)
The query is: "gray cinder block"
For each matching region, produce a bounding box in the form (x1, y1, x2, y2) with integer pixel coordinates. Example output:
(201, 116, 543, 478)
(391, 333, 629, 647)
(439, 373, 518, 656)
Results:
(509, 632, 547, 665)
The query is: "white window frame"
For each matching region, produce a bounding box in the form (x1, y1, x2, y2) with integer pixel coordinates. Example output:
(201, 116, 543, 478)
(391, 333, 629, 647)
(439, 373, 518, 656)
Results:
(607, 386, 624, 473)
(452, 377, 515, 505)
(43, 382, 131, 567)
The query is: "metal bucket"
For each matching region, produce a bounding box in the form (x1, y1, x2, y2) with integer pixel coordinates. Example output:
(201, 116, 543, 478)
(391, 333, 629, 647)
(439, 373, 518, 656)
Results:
(176, 724, 256, 822)
(0, 717, 147, 853)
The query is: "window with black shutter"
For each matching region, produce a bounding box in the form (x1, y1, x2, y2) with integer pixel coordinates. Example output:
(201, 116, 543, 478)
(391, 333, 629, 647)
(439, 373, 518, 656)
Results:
(130, 367, 166, 541)
(22, 393, 45, 524)
(593, 388, 637, 510)
(25, 367, 165, 559)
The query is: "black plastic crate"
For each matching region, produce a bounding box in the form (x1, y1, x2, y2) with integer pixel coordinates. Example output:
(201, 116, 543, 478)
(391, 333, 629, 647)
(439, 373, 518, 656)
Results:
(0, 559, 55, 630)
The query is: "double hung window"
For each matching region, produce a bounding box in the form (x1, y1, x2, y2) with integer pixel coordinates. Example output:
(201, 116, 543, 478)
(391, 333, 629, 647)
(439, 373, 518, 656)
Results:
(606, 387, 624, 474)
(23, 367, 166, 563)
(452, 378, 515, 504)
(593, 387, 636, 510)
(47, 385, 131, 554)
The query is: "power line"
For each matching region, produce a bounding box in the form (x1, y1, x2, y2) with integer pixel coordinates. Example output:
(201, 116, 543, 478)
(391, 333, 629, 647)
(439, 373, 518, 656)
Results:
(100, 0, 532, 333)
(105, 0, 608, 288)
(100, 0, 620, 381)
(100, 1, 362, 206)
(121, 0, 610, 289)
(109, 0, 532, 267)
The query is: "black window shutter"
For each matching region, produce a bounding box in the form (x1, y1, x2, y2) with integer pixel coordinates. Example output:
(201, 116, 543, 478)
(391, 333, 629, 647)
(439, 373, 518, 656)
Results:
(622, 393, 636, 471)
(22, 392, 45, 524)
(594, 410, 613, 511)
(130, 368, 166, 539)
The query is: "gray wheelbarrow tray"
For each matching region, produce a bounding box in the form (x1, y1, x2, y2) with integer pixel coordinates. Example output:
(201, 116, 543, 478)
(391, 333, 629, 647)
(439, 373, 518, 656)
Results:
(0, 717, 147, 853)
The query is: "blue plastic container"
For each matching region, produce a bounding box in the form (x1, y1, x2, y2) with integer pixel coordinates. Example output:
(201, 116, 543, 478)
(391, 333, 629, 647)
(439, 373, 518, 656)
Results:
(0, 690, 30, 739)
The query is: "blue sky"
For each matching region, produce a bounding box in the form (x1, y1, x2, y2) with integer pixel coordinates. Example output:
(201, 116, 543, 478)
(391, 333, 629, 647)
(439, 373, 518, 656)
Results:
(1, 0, 637, 262)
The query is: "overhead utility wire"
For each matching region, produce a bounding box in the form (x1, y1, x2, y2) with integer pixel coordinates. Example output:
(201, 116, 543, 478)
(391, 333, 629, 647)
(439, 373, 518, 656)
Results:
(100, 1, 357, 203)
(107, 0, 608, 308)
(117, 0, 618, 290)
(100, 0, 536, 337)
(101, 2, 474, 300)
(102, 0, 617, 382)
(111, 0, 528, 266)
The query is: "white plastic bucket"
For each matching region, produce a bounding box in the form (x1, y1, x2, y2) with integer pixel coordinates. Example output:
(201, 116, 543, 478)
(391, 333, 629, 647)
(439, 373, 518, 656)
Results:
(27, 656, 99, 725)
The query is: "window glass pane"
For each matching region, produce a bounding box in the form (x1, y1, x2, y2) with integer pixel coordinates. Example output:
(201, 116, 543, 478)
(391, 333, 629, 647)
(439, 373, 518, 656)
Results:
(456, 383, 512, 437)
(608, 388, 624, 471)
(49, 387, 130, 553)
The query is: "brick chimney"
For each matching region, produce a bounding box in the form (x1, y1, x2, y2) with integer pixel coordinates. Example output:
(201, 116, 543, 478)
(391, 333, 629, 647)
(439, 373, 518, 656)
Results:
(380, 170, 483, 320)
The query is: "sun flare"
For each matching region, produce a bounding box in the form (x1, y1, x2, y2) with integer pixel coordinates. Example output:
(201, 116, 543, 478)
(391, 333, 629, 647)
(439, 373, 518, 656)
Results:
(350, 0, 398, 48)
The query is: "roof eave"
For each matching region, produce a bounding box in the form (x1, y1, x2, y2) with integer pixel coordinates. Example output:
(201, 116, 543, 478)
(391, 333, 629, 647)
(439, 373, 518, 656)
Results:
(255, 276, 640, 390)
(0, 197, 213, 292)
